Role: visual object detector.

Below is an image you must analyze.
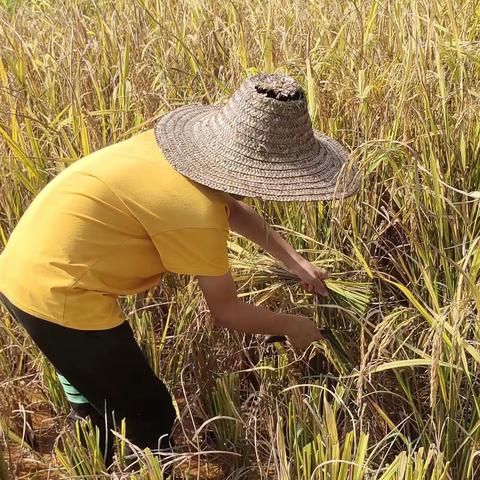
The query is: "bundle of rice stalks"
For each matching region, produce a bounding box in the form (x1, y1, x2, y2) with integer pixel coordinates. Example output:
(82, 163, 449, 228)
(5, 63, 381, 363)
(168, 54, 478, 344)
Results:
(268, 264, 371, 316)
(230, 248, 372, 375)
(230, 246, 372, 318)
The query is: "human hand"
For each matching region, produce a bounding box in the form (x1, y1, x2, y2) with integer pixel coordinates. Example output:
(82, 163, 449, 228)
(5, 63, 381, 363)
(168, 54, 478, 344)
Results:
(290, 259, 329, 296)
(286, 315, 323, 352)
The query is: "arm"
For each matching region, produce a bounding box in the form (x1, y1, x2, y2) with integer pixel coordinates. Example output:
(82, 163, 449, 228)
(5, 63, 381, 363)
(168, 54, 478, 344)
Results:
(224, 195, 329, 296)
(197, 272, 322, 351)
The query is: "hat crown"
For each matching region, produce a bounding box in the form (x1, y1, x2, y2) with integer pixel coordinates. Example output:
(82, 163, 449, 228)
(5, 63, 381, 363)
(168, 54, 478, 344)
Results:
(219, 73, 317, 157)
(251, 72, 305, 102)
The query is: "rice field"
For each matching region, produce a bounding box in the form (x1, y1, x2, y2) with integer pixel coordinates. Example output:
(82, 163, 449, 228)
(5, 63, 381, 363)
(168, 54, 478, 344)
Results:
(0, 0, 479, 478)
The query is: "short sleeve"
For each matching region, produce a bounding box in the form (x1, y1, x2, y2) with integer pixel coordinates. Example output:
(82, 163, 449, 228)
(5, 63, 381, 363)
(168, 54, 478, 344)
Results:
(152, 227, 229, 276)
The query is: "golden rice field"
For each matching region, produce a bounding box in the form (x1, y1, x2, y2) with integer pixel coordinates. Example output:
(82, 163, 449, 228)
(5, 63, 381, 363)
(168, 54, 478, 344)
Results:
(1, 0, 479, 478)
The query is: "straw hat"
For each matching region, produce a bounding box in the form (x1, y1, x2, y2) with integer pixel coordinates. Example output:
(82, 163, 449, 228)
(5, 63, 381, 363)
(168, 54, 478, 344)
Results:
(154, 72, 360, 201)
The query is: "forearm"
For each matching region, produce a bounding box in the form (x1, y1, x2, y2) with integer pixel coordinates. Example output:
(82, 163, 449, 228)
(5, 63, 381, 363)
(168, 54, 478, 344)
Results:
(197, 271, 322, 350)
(229, 201, 305, 272)
(212, 299, 297, 336)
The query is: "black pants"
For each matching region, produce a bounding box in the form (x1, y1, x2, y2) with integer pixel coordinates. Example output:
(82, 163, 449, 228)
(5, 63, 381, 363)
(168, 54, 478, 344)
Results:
(0, 292, 176, 464)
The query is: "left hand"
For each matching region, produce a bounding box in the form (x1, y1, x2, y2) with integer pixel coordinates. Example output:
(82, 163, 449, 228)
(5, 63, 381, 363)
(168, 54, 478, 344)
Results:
(290, 259, 329, 296)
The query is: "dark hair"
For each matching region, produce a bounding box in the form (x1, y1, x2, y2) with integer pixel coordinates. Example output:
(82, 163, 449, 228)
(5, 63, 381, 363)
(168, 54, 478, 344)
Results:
(230, 193, 246, 201)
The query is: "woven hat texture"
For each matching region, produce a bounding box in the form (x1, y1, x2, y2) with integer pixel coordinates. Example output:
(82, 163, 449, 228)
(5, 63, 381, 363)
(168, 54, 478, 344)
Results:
(154, 72, 360, 201)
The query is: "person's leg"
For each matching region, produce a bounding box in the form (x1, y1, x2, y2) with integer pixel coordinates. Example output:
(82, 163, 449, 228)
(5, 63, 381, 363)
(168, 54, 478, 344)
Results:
(57, 373, 114, 465)
(0, 293, 177, 456)
(0, 293, 115, 463)
(60, 322, 177, 452)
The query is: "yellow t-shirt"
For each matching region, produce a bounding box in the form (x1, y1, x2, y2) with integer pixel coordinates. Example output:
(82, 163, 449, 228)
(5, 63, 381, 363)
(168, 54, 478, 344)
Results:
(0, 129, 230, 330)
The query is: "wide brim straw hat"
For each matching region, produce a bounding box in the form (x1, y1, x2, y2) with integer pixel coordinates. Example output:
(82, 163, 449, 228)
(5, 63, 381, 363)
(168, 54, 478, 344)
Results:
(154, 72, 360, 201)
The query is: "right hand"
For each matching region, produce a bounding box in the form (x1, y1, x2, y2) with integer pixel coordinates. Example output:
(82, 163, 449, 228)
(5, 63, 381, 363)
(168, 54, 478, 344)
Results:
(286, 315, 322, 352)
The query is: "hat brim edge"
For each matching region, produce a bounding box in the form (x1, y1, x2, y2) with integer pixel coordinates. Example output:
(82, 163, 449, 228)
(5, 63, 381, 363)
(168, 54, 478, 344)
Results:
(153, 105, 361, 202)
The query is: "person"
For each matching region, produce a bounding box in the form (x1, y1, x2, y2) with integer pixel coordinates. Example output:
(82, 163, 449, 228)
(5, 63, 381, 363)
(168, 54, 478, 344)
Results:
(0, 72, 359, 465)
